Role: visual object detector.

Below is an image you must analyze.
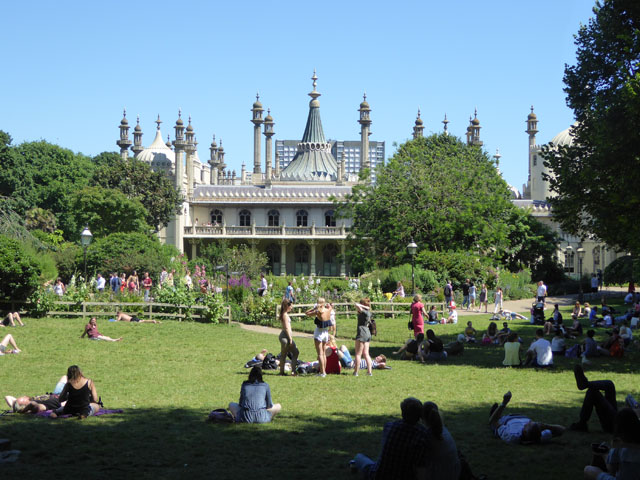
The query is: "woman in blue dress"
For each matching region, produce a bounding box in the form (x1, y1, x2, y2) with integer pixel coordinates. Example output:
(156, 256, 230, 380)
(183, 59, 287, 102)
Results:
(229, 366, 281, 423)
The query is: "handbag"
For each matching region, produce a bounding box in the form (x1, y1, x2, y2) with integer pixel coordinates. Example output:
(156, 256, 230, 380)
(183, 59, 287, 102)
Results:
(408, 320, 414, 330)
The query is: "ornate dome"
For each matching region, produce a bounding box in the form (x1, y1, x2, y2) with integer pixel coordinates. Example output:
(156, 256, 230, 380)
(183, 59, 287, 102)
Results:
(550, 123, 578, 147)
(137, 129, 175, 168)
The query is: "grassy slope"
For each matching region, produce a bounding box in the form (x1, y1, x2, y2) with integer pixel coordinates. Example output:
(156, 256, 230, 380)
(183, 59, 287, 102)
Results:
(0, 302, 637, 479)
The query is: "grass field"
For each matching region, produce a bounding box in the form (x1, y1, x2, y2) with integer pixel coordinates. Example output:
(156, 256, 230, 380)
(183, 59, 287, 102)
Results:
(1, 301, 638, 479)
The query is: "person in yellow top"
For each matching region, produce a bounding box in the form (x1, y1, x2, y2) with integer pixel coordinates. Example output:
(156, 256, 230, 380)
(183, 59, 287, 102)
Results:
(464, 321, 477, 343)
(503, 332, 521, 366)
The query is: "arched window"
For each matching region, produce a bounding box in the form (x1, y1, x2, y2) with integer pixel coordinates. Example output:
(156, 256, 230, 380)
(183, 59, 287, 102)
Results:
(239, 209, 251, 227)
(324, 210, 336, 227)
(265, 243, 281, 276)
(267, 209, 280, 227)
(211, 209, 223, 225)
(322, 244, 339, 276)
(296, 209, 308, 227)
(564, 251, 575, 274)
(294, 244, 310, 275)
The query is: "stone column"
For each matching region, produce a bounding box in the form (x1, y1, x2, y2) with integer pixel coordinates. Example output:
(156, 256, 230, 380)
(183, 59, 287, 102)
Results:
(189, 239, 197, 260)
(279, 240, 288, 276)
(340, 241, 346, 277)
(309, 240, 317, 276)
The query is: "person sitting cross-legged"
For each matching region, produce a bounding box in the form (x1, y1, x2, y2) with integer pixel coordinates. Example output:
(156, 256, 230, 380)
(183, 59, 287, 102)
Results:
(489, 391, 565, 444)
(350, 397, 429, 478)
(524, 329, 553, 367)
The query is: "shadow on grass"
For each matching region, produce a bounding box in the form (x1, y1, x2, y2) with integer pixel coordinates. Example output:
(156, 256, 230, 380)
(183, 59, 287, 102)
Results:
(2, 397, 634, 480)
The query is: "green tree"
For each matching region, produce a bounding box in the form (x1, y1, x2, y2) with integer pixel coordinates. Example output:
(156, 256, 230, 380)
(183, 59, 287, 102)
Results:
(0, 234, 42, 300)
(68, 186, 150, 239)
(337, 134, 516, 271)
(91, 152, 183, 232)
(542, 0, 640, 254)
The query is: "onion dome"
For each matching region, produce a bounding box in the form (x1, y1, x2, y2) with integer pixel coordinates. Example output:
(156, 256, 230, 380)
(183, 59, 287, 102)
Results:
(253, 93, 263, 109)
(550, 123, 578, 147)
(120, 109, 129, 125)
(528, 105, 537, 120)
(137, 128, 176, 169)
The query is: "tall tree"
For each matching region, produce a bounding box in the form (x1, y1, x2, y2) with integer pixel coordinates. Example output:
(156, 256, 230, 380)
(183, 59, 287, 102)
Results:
(542, 0, 640, 253)
(336, 134, 519, 271)
(91, 152, 183, 233)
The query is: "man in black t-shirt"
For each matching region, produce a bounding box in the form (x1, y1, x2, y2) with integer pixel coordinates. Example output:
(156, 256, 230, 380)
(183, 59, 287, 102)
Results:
(462, 279, 471, 310)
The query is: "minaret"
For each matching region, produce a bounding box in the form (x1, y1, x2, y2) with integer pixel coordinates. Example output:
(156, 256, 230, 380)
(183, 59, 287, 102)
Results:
(209, 135, 218, 185)
(217, 140, 226, 182)
(358, 92, 371, 172)
(166, 134, 172, 149)
(263, 109, 275, 184)
(274, 151, 281, 178)
(442, 114, 449, 135)
(524, 106, 539, 199)
(470, 109, 483, 146)
(412, 108, 424, 139)
(132, 115, 144, 157)
(251, 93, 264, 175)
(493, 149, 502, 173)
(116, 109, 132, 160)
(185, 116, 195, 198)
(465, 116, 473, 145)
(172, 110, 186, 251)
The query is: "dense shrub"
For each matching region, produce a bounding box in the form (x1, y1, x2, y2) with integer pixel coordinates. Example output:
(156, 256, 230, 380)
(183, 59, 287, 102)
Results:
(604, 256, 637, 286)
(497, 269, 535, 300)
(86, 232, 179, 279)
(415, 250, 497, 290)
(0, 234, 42, 300)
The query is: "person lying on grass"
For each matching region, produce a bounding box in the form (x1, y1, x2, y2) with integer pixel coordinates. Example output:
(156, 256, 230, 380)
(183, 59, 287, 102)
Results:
(81, 317, 122, 342)
(2, 311, 25, 327)
(0, 333, 21, 355)
(569, 365, 640, 434)
(116, 311, 160, 324)
(392, 333, 425, 360)
(5, 375, 68, 414)
(50, 365, 101, 419)
(489, 391, 565, 444)
(228, 366, 281, 424)
(328, 336, 389, 371)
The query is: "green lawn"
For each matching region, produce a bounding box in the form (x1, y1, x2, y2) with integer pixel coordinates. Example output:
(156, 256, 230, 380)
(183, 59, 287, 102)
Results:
(0, 302, 638, 479)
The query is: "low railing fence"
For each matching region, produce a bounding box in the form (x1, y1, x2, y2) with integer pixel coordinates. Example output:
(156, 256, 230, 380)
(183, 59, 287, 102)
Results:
(0, 300, 231, 323)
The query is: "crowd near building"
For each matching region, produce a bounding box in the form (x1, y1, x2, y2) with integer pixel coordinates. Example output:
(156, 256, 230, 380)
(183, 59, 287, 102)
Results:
(115, 72, 622, 277)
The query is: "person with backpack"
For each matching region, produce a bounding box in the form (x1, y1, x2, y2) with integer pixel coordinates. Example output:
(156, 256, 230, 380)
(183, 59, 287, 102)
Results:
(443, 281, 453, 307)
(353, 298, 374, 376)
(228, 366, 281, 424)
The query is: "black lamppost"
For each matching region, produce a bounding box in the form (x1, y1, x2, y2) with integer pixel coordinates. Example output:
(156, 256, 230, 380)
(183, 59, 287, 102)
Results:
(577, 246, 585, 303)
(80, 225, 93, 281)
(407, 238, 417, 295)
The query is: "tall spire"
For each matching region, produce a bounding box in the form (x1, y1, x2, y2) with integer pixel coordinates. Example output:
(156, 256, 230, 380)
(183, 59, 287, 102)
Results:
(155, 114, 162, 130)
(279, 71, 337, 181)
(117, 108, 132, 160)
(412, 108, 424, 139)
(132, 115, 144, 156)
(442, 113, 449, 135)
(251, 92, 264, 174)
(358, 92, 372, 171)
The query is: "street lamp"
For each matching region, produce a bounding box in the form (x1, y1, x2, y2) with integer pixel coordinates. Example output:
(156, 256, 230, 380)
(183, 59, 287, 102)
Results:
(80, 225, 93, 281)
(577, 246, 585, 303)
(407, 238, 418, 295)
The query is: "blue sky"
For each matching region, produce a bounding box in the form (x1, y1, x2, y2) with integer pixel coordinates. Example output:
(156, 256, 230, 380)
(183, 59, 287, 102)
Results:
(1, 0, 595, 191)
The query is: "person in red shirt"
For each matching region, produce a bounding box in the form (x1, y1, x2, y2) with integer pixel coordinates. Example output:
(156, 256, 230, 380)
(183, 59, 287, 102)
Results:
(410, 294, 427, 338)
(142, 272, 153, 302)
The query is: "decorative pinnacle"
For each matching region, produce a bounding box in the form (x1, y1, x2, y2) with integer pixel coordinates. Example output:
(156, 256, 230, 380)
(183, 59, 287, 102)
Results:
(363, 92, 367, 101)
(166, 134, 170, 143)
(531, 105, 534, 113)
(417, 108, 421, 118)
(136, 115, 140, 125)
(256, 92, 260, 102)
(123, 108, 127, 118)
(309, 70, 321, 101)
(188, 115, 192, 125)
(474, 107, 478, 119)
(156, 115, 162, 130)
(178, 108, 182, 118)
(442, 113, 449, 132)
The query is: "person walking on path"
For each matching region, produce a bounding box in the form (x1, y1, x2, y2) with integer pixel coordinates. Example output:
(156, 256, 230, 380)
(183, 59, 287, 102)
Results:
(537, 281, 548, 307)
(494, 287, 504, 314)
(479, 284, 488, 313)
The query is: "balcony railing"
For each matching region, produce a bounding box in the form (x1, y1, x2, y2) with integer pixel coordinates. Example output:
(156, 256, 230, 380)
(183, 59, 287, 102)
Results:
(184, 224, 347, 237)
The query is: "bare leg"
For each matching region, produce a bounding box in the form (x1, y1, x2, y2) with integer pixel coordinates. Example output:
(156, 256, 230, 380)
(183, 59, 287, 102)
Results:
(1, 334, 20, 352)
(13, 313, 24, 326)
(362, 342, 373, 375)
(267, 403, 281, 419)
(353, 340, 364, 376)
(314, 339, 327, 375)
(4, 396, 16, 408)
(97, 335, 122, 342)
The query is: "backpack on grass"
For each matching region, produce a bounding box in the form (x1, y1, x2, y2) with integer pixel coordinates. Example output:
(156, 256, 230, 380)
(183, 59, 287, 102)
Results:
(262, 353, 278, 370)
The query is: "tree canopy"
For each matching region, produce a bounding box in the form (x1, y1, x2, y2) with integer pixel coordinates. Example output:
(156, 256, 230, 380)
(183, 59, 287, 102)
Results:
(542, 0, 640, 254)
(337, 134, 555, 273)
(91, 152, 183, 233)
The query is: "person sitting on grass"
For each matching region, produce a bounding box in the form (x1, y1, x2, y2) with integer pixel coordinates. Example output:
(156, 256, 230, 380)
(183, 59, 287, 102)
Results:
(50, 365, 101, 419)
(551, 328, 566, 356)
(2, 311, 25, 327)
(116, 311, 160, 324)
(503, 333, 521, 367)
(572, 301, 583, 320)
(601, 328, 624, 358)
(5, 375, 68, 414)
(0, 333, 21, 355)
(619, 320, 633, 347)
(482, 322, 499, 345)
(582, 302, 591, 318)
(569, 365, 640, 434)
(393, 333, 425, 360)
(228, 366, 281, 424)
(419, 401, 461, 480)
(566, 315, 584, 337)
(420, 329, 447, 362)
(464, 321, 477, 343)
(496, 322, 512, 345)
(443, 302, 458, 324)
(489, 391, 565, 444)
(524, 329, 553, 367)
(350, 397, 428, 478)
(81, 317, 122, 342)
(583, 408, 640, 480)
(427, 304, 439, 324)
